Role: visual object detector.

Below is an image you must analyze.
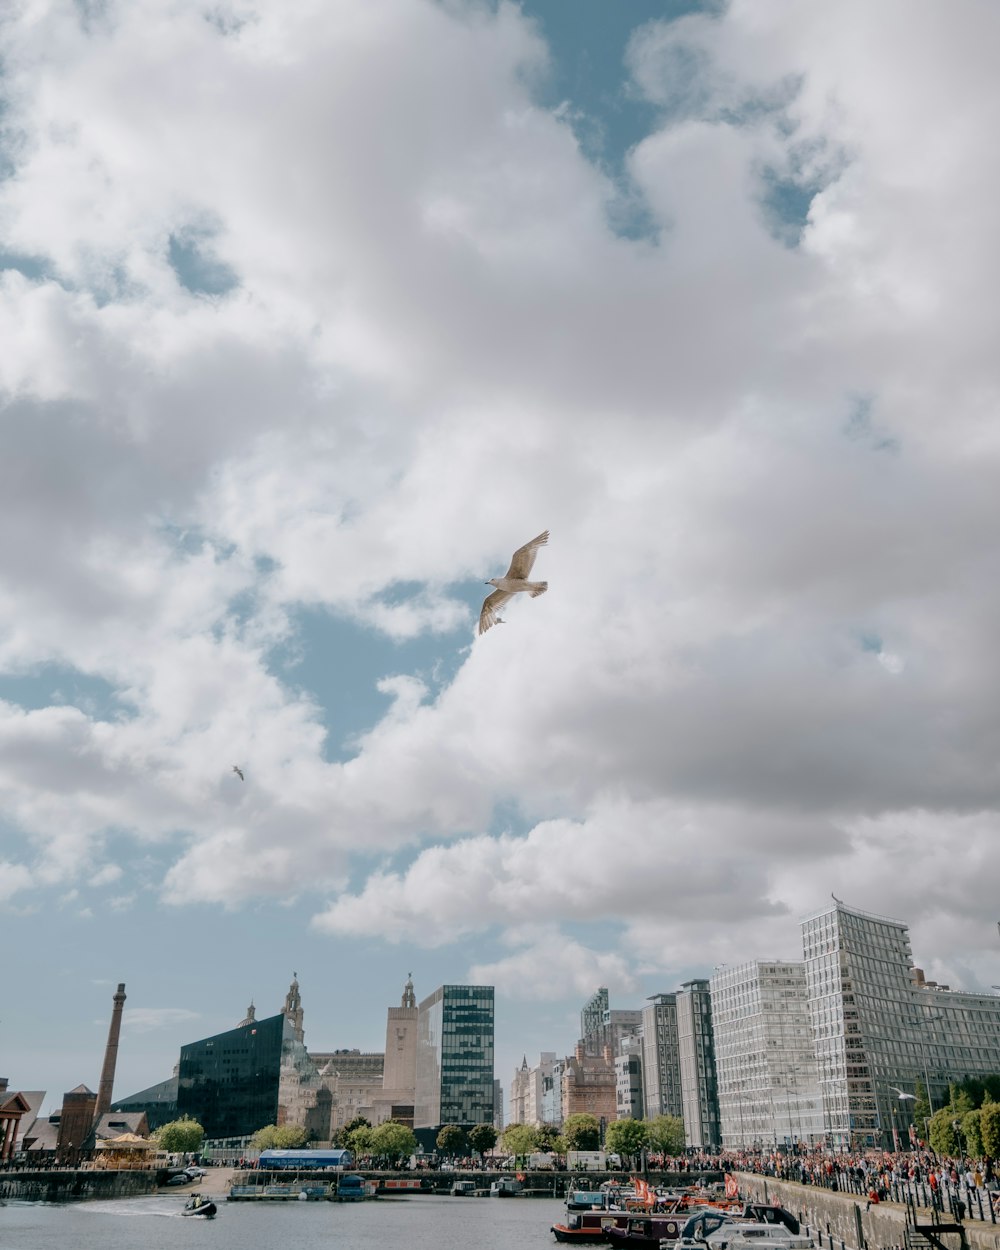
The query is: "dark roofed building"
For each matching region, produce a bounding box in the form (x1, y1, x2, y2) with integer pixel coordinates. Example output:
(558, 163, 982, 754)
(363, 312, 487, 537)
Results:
(111, 1071, 178, 1130)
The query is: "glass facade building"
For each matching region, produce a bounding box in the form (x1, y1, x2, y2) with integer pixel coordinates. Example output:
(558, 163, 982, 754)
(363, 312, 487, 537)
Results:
(414, 985, 495, 1140)
(177, 1012, 286, 1139)
(711, 961, 823, 1149)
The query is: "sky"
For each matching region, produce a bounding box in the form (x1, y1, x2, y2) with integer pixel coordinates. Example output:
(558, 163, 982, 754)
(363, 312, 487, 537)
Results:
(2, 0, 1000, 1116)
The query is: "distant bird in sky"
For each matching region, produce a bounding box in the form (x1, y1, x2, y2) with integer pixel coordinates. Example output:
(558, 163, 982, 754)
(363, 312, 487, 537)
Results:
(232, 765, 244, 781)
(889, 1086, 916, 1100)
(479, 530, 549, 635)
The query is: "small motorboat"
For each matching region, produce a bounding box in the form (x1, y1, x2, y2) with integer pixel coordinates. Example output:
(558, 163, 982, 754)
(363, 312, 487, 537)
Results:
(182, 1194, 217, 1218)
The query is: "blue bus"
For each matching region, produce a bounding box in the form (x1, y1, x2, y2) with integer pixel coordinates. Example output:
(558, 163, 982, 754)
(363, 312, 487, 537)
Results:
(258, 1148, 354, 1170)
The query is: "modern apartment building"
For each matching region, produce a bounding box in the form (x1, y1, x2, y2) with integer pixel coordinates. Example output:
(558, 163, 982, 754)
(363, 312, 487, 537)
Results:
(676, 979, 720, 1149)
(579, 987, 642, 1059)
(641, 993, 682, 1118)
(711, 960, 824, 1149)
(414, 984, 495, 1148)
(801, 902, 1000, 1149)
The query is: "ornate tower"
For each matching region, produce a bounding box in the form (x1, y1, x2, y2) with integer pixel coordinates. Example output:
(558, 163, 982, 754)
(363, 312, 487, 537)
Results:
(283, 973, 304, 1042)
(95, 983, 126, 1118)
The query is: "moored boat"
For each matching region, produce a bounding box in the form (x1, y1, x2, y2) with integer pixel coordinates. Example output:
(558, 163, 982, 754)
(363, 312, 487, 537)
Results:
(603, 1213, 687, 1249)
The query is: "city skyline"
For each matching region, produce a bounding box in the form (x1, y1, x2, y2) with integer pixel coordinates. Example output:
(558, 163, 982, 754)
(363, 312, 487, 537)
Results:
(4, 1, 1000, 1121)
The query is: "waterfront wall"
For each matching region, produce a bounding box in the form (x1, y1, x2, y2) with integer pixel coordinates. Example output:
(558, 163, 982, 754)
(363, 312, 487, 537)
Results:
(737, 1174, 1000, 1250)
(0, 1168, 158, 1202)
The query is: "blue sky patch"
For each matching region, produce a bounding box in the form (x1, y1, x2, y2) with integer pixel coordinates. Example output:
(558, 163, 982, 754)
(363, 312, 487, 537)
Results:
(168, 228, 239, 297)
(0, 663, 127, 721)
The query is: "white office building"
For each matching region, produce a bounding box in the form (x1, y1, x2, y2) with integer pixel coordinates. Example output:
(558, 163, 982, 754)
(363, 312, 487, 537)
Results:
(801, 902, 1000, 1149)
(711, 960, 824, 1149)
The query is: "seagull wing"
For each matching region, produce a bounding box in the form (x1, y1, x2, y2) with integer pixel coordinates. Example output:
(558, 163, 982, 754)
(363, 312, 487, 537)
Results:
(479, 588, 513, 635)
(504, 530, 549, 579)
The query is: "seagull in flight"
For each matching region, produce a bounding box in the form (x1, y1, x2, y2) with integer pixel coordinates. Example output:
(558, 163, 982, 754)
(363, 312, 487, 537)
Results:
(889, 1086, 916, 1100)
(232, 765, 245, 781)
(479, 531, 549, 635)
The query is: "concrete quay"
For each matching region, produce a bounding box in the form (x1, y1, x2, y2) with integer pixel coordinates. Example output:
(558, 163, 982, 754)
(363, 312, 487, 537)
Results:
(0, 1167, 157, 1203)
(737, 1173, 1000, 1250)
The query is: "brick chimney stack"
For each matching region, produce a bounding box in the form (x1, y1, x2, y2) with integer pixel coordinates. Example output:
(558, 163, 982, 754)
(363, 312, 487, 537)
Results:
(95, 983, 126, 1117)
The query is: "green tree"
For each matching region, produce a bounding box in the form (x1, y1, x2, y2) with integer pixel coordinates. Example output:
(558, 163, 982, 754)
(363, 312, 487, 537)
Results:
(928, 1108, 959, 1155)
(563, 1113, 601, 1151)
(436, 1124, 468, 1157)
(469, 1123, 498, 1155)
(332, 1115, 371, 1148)
(371, 1121, 417, 1164)
(347, 1124, 374, 1158)
(155, 1117, 205, 1154)
(980, 1098, 1000, 1157)
(961, 1109, 983, 1156)
(251, 1123, 310, 1151)
(501, 1123, 539, 1160)
(605, 1118, 649, 1167)
(646, 1114, 686, 1155)
(535, 1123, 562, 1153)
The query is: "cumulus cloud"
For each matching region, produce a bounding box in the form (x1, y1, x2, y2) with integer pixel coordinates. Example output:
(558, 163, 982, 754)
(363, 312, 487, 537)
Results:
(0, 0, 999, 995)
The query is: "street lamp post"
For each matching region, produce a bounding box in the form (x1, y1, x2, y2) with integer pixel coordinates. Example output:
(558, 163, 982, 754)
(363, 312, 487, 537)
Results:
(904, 1013, 945, 1124)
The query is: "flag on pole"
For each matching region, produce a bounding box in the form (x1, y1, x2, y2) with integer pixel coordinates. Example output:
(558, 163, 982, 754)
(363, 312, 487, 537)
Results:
(632, 1177, 655, 1206)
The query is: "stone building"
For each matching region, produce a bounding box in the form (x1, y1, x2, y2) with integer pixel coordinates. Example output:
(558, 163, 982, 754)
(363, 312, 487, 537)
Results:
(561, 1042, 617, 1124)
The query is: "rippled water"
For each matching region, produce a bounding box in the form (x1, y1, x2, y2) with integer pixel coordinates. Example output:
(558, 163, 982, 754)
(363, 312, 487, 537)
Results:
(1, 1191, 565, 1250)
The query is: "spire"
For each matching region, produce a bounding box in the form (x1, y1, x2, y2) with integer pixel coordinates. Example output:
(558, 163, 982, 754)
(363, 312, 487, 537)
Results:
(95, 983, 126, 1119)
(283, 973, 304, 1042)
(521, 1054, 528, 1070)
(401, 972, 416, 1010)
(238, 1001, 257, 1028)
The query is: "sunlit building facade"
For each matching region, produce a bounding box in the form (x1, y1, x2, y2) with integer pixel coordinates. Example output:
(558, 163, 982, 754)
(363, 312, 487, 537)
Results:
(801, 902, 1000, 1149)
(711, 960, 824, 1149)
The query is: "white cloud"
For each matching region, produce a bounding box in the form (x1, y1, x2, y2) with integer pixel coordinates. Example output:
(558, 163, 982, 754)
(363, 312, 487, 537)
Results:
(0, 0, 998, 992)
(469, 927, 639, 1002)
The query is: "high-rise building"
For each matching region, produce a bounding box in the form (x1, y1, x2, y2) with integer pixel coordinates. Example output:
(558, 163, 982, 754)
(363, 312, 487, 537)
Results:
(580, 987, 642, 1059)
(801, 901, 1000, 1149)
(641, 993, 682, 1118)
(711, 960, 823, 1149)
(414, 985, 495, 1148)
(676, 979, 720, 1149)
